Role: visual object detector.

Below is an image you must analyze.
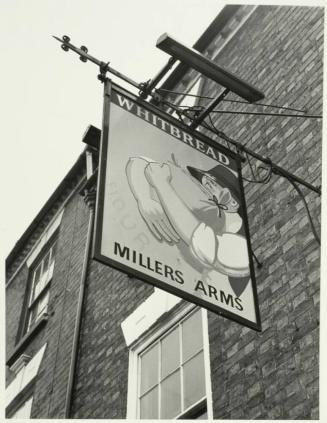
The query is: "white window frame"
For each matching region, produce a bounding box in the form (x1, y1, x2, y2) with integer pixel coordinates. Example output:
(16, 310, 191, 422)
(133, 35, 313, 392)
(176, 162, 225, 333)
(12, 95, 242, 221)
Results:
(6, 344, 47, 409)
(10, 396, 33, 419)
(26, 238, 57, 331)
(126, 305, 213, 419)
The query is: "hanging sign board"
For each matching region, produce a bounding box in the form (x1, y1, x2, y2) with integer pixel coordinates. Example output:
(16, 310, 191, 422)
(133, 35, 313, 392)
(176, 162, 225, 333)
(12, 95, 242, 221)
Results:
(94, 84, 261, 331)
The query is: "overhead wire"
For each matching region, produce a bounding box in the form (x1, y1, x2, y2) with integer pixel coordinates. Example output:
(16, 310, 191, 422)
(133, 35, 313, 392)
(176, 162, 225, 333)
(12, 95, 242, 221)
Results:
(157, 90, 321, 119)
(207, 114, 231, 151)
(208, 109, 322, 119)
(204, 116, 273, 185)
(277, 174, 321, 246)
(245, 151, 258, 182)
(156, 87, 311, 114)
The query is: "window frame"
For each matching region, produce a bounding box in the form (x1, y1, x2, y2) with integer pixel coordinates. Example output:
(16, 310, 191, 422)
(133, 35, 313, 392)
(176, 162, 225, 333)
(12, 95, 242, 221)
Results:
(7, 395, 33, 419)
(126, 304, 213, 419)
(28, 243, 54, 306)
(26, 237, 57, 332)
(16, 232, 58, 342)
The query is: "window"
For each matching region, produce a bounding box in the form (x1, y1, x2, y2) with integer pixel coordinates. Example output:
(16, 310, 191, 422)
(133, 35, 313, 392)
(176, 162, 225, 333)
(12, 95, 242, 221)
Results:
(10, 397, 33, 419)
(26, 239, 57, 331)
(136, 308, 210, 419)
(6, 345, 47, 411)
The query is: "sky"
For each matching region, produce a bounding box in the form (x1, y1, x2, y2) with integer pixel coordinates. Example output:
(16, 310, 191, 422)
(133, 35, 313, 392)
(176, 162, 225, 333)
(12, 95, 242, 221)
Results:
(0, 0, 229, 267)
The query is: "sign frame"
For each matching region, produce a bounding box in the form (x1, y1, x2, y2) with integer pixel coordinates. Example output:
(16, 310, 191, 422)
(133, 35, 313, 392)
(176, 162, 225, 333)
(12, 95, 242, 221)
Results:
(93, 81, 261, 332)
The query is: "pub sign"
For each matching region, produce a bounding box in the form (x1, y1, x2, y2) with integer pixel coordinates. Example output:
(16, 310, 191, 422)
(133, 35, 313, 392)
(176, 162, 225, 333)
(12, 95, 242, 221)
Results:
(93, 84, 261, 331)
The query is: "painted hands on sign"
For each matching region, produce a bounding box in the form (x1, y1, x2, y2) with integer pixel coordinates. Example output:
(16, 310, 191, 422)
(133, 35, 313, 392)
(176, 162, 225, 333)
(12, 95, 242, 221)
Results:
(135, 162, 179, 244)
(144, 162, 172, 185)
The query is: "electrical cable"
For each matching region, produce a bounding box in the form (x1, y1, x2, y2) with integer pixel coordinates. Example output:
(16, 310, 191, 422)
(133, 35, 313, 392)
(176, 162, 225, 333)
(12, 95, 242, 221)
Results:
(207, 114, 231, 150)
(156, 88, 309, 114)
(158, 97, 192, 125)
(278, 174, 321, 246)
(156, 88, 213, 99)
(156, 97, 272, 185)
(222, 99, 306, 114)
(203, 117, 273, 185)
(245, 151, 257, 182)
(208, 109, 322, 119)
(162, 95, 321, 119)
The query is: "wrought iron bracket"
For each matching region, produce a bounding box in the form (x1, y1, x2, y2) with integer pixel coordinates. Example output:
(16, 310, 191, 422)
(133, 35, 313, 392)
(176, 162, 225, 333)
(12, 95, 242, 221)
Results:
(190, 89, 230, 129)
(53, 34, 141, 89)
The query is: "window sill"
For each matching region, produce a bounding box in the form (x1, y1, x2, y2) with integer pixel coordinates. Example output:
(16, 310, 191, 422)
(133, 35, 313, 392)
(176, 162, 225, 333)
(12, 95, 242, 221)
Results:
(6, 314, 49, 368)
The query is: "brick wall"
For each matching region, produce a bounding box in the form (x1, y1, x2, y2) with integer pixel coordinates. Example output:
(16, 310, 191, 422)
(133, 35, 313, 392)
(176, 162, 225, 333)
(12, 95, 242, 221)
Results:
(30, 192, 90, 418)
(198, 5, 322, 420)
(6, 186, 91, 418)
(70, 262, 154, 418)
(6, 265, 29, 361)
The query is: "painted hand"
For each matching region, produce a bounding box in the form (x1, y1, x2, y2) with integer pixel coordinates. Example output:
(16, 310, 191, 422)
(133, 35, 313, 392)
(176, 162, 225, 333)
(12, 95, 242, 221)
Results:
(137, 197, 180, 243)
(144, 162, 172, 186)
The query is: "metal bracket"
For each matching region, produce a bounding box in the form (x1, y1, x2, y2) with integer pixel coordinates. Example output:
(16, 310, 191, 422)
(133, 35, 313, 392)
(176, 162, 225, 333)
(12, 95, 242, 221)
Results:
(53, 35, 141, 89)
(251, 250, 263, 269)
(98, 61, 110, 83)
(139, 57, 177, 99)
(190, 88, 230, 130)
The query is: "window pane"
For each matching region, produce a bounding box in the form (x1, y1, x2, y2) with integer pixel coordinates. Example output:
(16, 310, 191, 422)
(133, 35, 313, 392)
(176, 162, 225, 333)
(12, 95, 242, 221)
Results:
(33, 280, 42, 300)
(37, 290, 49, 317)
(183, 351, 206, 410)
(28, 306, 38, 329)
(42, 251, 51, 275)
(47, 261, 55, 282)
(33, 264, 42, 285)
(51, 241, 57, 261)
(140, 344, 159, 395)
(39, 271, 47, 293)
(28, 290, 49, 331)
(161, 370, 181, 419)
(140, 386, 158, 419)
(31, 263, 43, 302)
(161, 327, 180, 379)
(182, 310, 203, 362)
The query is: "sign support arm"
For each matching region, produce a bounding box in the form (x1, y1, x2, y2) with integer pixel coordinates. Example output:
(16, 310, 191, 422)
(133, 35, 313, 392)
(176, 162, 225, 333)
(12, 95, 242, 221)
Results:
(201, 124, 321, 196)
